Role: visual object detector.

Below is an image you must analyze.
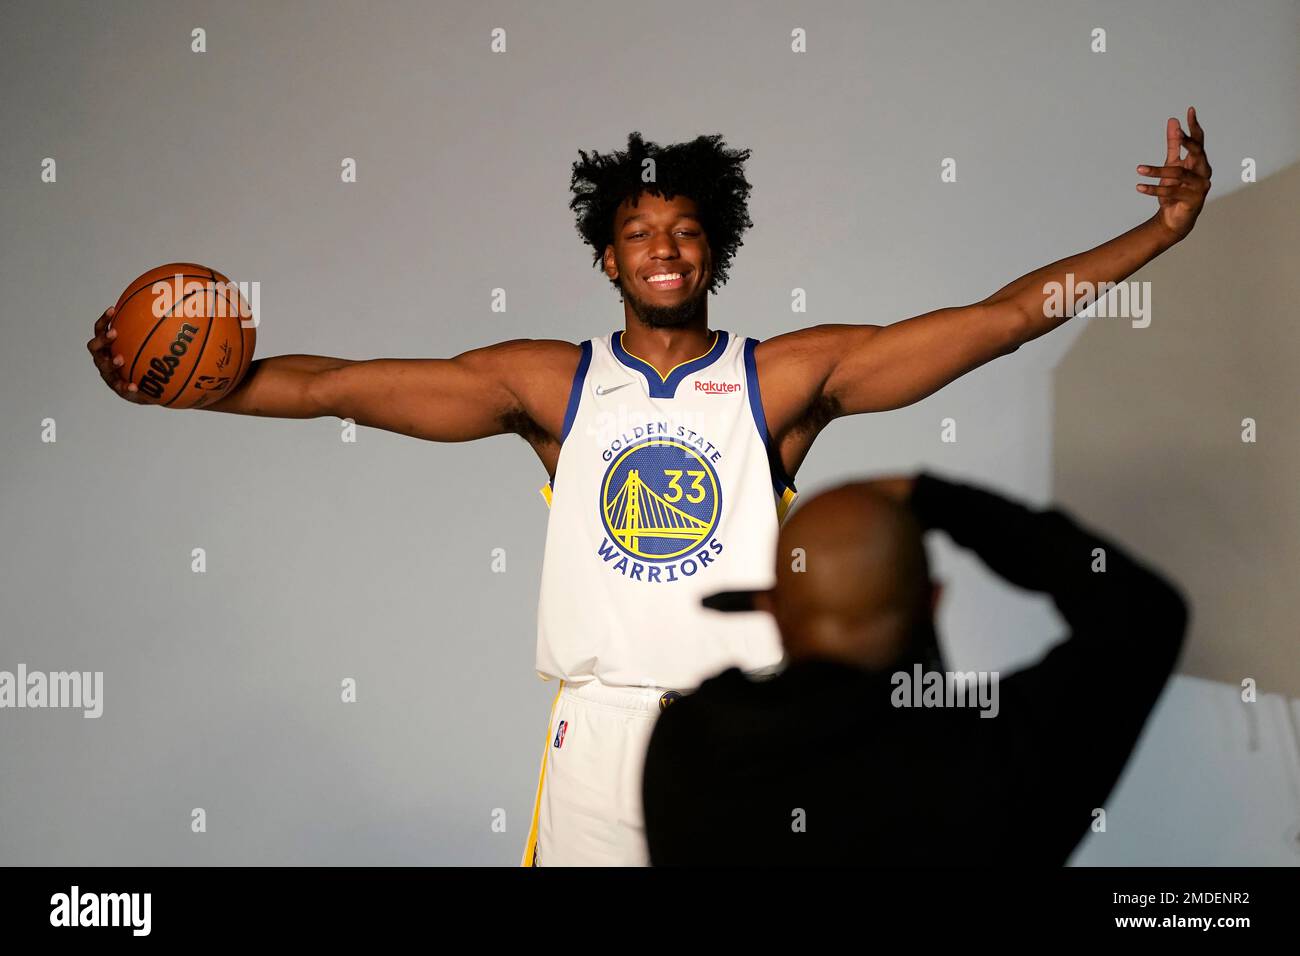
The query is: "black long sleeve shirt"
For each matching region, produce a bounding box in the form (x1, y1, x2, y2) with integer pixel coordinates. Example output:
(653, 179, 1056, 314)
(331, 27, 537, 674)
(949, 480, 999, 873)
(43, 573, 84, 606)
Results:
(642, 472, 1189, 866)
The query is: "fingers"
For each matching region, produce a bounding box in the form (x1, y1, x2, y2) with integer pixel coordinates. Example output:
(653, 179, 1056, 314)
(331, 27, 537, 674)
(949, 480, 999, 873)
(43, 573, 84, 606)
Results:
(1186, 106, 1205, 146)
(1137, 164, 1190, 180)
(108, 383, 144, 403)
(1136, 183, 1188, 197)
(1137, 164, 1209, 187)
(87, 305, 147, 402)
(1160, 108, 1211, 177)
(1179, 135, 1206, 160)
(1164, 116, 1183, 165)
(1136, 160, 1211, 201)
(93, 353, 142, 400)
(1156, 110, 1206, 171)
(86, 306, 117, 353)
(1180, 132, 1212, 179)
(91, 343, 126, 383)
(1136, 179, 1208, 198)
(90, 349, 121, 375)
(1136, 178, 1206, 196)
(106, 368, 145, 402)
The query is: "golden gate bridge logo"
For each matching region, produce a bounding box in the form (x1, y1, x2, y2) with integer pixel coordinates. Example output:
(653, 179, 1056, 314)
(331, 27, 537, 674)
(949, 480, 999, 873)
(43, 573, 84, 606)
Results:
(600, 437, 721, 561)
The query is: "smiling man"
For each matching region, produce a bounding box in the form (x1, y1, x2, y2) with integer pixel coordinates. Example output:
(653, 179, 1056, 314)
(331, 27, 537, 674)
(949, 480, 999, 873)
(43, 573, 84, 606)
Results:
(87, 116, 1212, 866)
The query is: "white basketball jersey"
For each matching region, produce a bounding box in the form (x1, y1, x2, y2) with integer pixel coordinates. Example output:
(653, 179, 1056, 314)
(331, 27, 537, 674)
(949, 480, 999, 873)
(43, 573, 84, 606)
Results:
(534, 328, 798, 690)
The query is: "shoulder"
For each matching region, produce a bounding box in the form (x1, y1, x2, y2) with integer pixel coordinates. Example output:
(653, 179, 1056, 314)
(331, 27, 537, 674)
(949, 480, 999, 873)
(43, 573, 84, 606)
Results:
(482, 337, 583, 364)
(461, 339, 585, 446)
(478, 338, 583, 394)
(752, 324, 882, 368)
(451, 337, 582, 377)
(746, 326, 880, 437)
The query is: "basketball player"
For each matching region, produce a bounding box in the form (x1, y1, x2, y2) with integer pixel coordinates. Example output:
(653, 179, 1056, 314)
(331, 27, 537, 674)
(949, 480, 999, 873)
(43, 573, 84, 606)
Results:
(86, 111, 1211, 866)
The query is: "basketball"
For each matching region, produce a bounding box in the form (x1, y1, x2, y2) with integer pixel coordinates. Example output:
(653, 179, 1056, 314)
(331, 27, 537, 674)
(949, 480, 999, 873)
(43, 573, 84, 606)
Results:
(108, 262, 256, 409)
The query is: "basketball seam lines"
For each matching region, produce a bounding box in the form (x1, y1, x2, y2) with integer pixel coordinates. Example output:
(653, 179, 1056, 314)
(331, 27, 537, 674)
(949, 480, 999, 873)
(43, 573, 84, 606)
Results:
(113, 273, 214, 326)
(126, 289, 208, 382)
(163, 282, 245, 408)
(123, 278, 246, 404)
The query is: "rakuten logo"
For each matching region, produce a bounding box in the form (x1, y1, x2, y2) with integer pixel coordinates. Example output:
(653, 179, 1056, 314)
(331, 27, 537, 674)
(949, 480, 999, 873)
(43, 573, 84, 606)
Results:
(694, 380, 741, 394)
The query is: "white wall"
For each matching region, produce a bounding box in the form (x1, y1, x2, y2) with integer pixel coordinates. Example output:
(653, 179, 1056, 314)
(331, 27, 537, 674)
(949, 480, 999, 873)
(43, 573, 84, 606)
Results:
(0, 0, 1295, 864)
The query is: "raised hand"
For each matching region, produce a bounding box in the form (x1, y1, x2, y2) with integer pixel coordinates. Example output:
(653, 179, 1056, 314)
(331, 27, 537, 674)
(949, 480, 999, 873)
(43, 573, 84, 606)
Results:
(1137, 106, 1212, 243)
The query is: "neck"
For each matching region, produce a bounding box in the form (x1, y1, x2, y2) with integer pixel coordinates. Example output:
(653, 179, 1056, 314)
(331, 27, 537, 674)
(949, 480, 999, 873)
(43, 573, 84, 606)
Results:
(619, 315, 715, 377)
(620, 284, 710, 338)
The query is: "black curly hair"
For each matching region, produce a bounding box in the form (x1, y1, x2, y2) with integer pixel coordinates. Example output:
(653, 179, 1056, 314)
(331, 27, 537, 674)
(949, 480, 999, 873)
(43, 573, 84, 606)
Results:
(569, 132, 754, 296)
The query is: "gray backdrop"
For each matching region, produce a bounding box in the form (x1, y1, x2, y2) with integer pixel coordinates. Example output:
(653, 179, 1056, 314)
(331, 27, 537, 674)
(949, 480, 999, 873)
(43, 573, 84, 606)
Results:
(1, 0, 1297, 865)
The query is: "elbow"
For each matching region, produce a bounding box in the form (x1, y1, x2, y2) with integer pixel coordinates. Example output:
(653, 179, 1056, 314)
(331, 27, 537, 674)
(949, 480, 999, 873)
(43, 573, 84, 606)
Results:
(305, 367, 341, 419)
(972, 300, 1034, 357)
(1001, 304, 1038, 355)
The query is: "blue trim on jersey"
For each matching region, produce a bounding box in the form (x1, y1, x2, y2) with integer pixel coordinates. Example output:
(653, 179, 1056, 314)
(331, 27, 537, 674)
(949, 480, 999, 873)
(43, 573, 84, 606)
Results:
(560, 340, 593, 443)
(743, 337, 798, 497)
(611, 329, 729, 399)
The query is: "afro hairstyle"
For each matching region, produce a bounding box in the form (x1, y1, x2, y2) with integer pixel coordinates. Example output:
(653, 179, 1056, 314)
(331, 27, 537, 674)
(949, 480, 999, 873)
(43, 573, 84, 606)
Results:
(569, 131, 754, 296)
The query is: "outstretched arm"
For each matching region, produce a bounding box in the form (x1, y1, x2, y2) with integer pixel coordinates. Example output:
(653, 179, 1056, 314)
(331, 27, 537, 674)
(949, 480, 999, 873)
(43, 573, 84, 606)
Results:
(778, 108, 1212, 418)
(212, 349, 527, 442)
(307, 340, 577, 443)
(89, 307, 577, 444)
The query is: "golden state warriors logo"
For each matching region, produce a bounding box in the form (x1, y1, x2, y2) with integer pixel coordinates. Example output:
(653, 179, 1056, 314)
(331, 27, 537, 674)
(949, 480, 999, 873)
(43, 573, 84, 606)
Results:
(596, 434, 725, 582)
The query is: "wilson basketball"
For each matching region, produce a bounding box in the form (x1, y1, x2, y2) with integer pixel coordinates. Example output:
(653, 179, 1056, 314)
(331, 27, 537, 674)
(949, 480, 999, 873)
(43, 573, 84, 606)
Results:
(108, 262, 256, 409)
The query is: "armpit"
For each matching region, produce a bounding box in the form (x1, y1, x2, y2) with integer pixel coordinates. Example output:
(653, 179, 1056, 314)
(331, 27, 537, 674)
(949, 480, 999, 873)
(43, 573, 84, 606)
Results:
(788, 391, 841, 441)
(499, 406, 553, 447)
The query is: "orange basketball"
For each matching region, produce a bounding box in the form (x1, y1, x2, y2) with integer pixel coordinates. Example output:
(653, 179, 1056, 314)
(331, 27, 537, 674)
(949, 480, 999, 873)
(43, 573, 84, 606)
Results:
(108, 262, 256, 409)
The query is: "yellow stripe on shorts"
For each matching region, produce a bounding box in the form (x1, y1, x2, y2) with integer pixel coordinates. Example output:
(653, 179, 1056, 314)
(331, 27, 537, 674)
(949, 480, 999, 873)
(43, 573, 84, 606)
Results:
(520, 679, 564, 867)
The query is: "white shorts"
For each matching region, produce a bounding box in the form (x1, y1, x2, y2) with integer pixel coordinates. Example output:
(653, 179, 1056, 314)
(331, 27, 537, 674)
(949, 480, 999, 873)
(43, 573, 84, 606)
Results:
(521, 677, 680, 867)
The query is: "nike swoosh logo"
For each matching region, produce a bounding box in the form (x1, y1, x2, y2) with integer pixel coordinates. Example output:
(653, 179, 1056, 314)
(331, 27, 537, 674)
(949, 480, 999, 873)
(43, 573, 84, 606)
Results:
(595, 382, 632, 395)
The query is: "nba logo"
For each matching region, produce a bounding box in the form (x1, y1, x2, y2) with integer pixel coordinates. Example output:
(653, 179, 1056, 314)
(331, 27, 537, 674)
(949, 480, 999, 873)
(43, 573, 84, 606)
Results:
(553, 720, 568, 749)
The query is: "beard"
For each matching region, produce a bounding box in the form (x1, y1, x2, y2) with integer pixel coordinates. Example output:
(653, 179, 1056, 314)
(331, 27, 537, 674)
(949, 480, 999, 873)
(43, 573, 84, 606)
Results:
(621, 276, 708, 328)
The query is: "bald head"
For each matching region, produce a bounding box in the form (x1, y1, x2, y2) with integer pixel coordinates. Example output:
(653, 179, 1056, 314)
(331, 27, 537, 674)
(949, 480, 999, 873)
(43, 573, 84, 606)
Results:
(756, 482, 932, 671)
